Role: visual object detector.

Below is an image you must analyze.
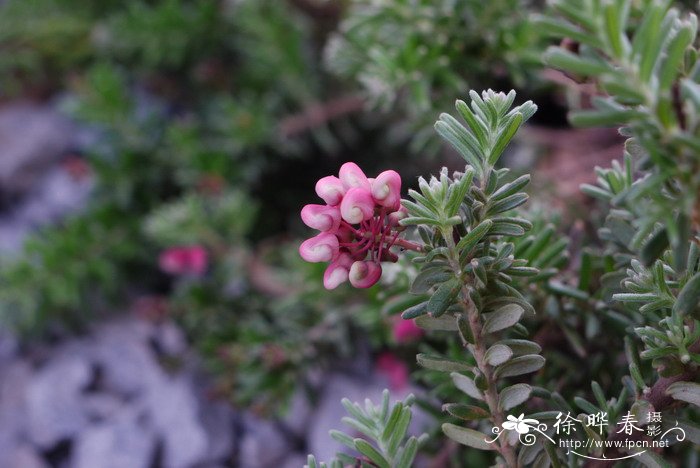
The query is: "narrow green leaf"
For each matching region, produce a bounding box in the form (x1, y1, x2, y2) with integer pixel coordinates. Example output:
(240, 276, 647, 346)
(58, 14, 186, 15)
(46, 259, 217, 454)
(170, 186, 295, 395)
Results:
(491, 175, 530, 201)
(495, 354, 545, 378)
(498, 383, 532, 411)
(666, 381, 700, 408)
(482, 304, 524, 334)
(353, 439, 389, 468)
(456, 219, 493, 253)
(417, 354, 471, 372)
(442, 423, 494, 450)
(488, 112, 523, 166)
(442, 403, 490, 421)
(401, 301, 429, 320)
(450, 372, 483, 400)
(672, 272, 700, 318)
(427, 277, 461, 317)
(415, 314, 458, 331)
(485, 344, 513, 366)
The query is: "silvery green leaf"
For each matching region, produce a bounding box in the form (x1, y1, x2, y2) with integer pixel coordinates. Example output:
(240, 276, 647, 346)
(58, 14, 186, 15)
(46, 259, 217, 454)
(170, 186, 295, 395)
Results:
(482, 304, 524, 334)
(410, 268, 451, 294)
(417, 354, 471, 372)
(485, 344, 513, 366)
(427, 277, 461, 317)
(450, 372, 483, 400)
(498, 383, 532, 411)
(353, 439, 389, 468)
(442, 423, 494, 450)
(673, 272, 700, 318)
(415, 314, 458, 331)
(666, 381, 700, 408)
(442, 403, 490, 421)
(495, 354, 545, 378)
(499, 339, 542, 356)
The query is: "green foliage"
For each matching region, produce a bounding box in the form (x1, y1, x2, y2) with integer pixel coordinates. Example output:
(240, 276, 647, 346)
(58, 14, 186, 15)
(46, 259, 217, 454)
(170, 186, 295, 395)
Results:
(306, 390, 428, 468)
(400, 91, 550, 465)
(326, 0, 544, 149)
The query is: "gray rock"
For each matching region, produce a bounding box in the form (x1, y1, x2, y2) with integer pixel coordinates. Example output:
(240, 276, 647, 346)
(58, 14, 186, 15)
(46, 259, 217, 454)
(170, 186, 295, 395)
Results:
(72, 410, 156, 468)
(147, 373, 209, 468)
(239, 415, 291, 468)
(0, 103, 73, 196)
(26, 353, 91, 448)
(281, 388, 314, 438)
(92, 319, 161, 396)
(1, 443, 49, 468)
(280, 454, 308, 468)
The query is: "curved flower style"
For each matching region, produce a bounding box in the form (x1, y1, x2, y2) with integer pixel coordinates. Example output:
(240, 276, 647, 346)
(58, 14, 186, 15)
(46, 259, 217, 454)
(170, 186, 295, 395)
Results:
(300, 162, 419, 289)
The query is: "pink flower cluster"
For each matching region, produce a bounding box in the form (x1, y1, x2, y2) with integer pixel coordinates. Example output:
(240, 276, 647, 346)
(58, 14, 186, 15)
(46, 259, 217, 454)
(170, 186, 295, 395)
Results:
(159, 246, 208, 276)
(299, 162, 407, 289)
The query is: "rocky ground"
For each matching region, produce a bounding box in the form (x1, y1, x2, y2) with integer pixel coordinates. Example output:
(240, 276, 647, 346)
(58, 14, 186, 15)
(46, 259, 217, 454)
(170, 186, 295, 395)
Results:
(0, 102, 428, 468)
(0, 315, 424, 468)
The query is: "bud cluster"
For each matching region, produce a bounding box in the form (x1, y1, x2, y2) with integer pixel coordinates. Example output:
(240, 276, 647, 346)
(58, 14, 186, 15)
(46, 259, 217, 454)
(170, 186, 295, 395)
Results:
(299, 162, 408, 289)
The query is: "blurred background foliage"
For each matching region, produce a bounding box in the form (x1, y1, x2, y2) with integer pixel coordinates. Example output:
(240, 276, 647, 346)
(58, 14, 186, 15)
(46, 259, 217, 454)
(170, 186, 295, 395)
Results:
(0, 0, 698, 466)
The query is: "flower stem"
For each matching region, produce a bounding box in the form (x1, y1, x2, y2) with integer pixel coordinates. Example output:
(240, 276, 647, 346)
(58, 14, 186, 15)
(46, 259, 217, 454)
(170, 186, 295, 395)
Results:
(443, 228, 518, 468)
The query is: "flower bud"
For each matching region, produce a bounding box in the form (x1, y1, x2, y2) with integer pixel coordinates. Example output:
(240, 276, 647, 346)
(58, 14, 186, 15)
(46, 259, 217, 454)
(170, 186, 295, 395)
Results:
(300, 204, 341, 232)
(339, 162, 370, 190)
(323, 253, 353, 290)
(348, 260, 382, 288)
(387, 205, 408, 229)
(371, 170, 401, 210)
(299, 232, 339, 263)
(340, 187, 375, 224)
(315, 176, 345, 206)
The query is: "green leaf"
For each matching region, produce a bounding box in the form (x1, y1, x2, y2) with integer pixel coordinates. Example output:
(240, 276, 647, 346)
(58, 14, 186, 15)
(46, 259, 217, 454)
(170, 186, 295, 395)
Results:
(330, 430, 356, 450)
(410, 268, 451, 294)
(442, 403, 490, 421)
(435, 116, 483, 174)
(396, 436, 418, 468)
(450, 372, 483, 400)
(482, 303, 524, 334)
(487, 193, 529, 216)
(456, 219, 493, 253)
(353, 439, 389, 468)
(498, 339, 542, 356)
(455, 99, 489, 149)
(660, 24, 694, 90)
(445, 169, 475, 217)
(640, 228, 669, 266)
(485, 344, 513, 366)
(427, 277, 461, 317)
(457, 314, 475, 344)
(498, 383, 532, 411)
(637, 450, 673, 468)
(543, 47, 610, 76)
(417, 354, 471, 372)
(495, 354, 545, 378)
(672, 272, 700, 318)
(488, 112, 523, 166)
(415, 314, 458, 331)
(491, 175, 530, 201)
(666, 381, 700, 408)
(442, 423, 494, 451)
(401, 301, 429, 319)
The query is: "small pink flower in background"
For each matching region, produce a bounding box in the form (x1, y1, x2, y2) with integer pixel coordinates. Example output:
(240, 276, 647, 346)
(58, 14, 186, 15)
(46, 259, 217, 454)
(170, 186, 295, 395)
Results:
(300, 162, 420, 290)
(376, 352, 410, 392)
(159, 246, 209, 276)
(392, 317, 424, 343)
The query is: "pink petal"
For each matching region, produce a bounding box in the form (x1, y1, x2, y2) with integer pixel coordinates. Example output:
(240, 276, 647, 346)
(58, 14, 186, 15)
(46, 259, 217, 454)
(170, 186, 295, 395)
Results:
(301, 204, 341, 232)
(299, 233, 339, 263)
(348, 260, 382, 288)
(392, 317, 424, 343)
(339, 162, 370, 190)
(187, 246, 208, 275)
(315, 176, 346, 206)
(340, 187, 375, 224)
(371, 170, 402, 210)
(323, 253, 353, 289)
